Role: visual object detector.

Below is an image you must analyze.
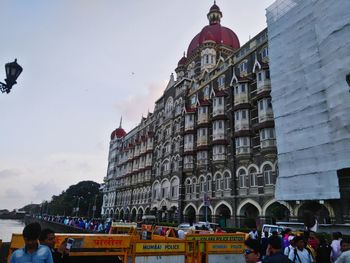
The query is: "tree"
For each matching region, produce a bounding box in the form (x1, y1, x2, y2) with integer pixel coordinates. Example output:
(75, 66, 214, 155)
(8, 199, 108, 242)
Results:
(46, 180, 103, 218)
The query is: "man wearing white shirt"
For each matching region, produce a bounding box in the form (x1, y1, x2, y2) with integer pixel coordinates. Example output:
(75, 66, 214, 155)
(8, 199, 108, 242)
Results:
(335, 237, 350, 263)
(288, 236, 314, 263)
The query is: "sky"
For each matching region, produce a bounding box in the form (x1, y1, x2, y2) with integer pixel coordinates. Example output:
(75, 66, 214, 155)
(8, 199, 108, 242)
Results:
(0, 0, 275, 210)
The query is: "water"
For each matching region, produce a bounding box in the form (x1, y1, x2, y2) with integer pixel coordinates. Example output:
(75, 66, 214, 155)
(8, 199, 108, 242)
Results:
(0, 219, 24, 242)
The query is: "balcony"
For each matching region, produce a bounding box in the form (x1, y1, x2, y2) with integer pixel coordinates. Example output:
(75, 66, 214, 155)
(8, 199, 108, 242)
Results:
(234, 93, 249, 105)
(184, 122, 194, 131)
(183, 163, 194, 170)
(184, 143, 194, 152)
(197, 114, 209, 124)
(197, 137, 208, 147)
(212, 106, 225, 117)
(260, 139, 276, 149)
(212, 132, 225, 141)
(236, 147, 251, 155)
(258, 112, 274, 123)
(234, 120, 250, 132)
(213, 154, 226, 161)
(257, 79, 271, 94)
(146, 142, 153, 151)
(197, 159, 209, 166)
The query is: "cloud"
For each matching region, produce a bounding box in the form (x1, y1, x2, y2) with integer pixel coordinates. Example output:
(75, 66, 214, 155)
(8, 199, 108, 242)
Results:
(114, 81, 166, 125)
(4, 188, 24, 199)
(32, 182, 61, 200)
(0, 169, 20, 179)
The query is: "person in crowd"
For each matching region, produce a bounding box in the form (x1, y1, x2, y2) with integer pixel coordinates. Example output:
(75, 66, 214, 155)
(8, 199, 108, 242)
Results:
(262, 235, 290, 262)
(288, 235, 314, 263)
(307, 231, 319, 251)
(316, 236, 332, 263)
(244, 238, 262, 263)
(282, 228, 292, 249)
(39, 228, 69, 263)
(10, 222, 53, 263)
(177, 228, 185, 239)
(284, 235, 295, 256)
(261, 231, 269, 257)
(215, 226, 225, 233)
(331, 232, 343, 262)
(249, 227, 259, 240)
(335, 237, 350, 263)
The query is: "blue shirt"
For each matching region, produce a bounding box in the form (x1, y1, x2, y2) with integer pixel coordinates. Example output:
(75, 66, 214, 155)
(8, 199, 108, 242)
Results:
(10, 245, 54, 263)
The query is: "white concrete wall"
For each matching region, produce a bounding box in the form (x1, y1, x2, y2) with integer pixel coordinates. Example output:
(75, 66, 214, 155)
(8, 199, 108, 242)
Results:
(267, 0, 350, 200)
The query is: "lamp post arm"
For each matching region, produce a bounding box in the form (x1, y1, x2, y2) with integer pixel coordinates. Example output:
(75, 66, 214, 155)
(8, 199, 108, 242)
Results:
(0, 82, 8, 93)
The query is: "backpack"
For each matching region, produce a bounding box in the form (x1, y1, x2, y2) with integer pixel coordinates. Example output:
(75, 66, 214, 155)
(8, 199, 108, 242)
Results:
(292, 247, 313, 263)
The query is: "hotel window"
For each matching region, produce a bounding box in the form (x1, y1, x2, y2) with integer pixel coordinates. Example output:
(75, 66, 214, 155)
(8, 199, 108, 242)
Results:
(218, 75, 225, 87)
(190, 95, 197, 106)
(203, 85, 210, 98)
(239, 61, 248, 73)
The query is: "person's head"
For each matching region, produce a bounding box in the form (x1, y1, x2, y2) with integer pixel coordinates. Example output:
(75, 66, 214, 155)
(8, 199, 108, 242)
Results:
(293, 236, 305, 250)
(271, 231, 278, 237)
(244, 239, 261, 263)
(268, 235, 282, 250)
(39, 228, 56, 248)
(22, 222, 41, 249)
(319, 236, 327, 246)
(264, 231, 269, 238)
(340, 237, 350, 252)
(288, 235, 295, 246)
(333, 232, 342, 240)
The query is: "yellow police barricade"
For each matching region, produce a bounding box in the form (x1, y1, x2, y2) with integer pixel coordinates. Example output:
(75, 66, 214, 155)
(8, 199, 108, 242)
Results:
(7, 233, 132, 263)
(185, 233, 246, 263)
(129, 239, 194, 263)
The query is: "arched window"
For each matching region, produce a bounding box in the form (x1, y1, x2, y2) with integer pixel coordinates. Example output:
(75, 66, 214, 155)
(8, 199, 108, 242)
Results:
(185, 179, 192, 195)
(224, 172, 231, 190)
(199, 176, 206, 192)
(263, 164, 274, 185)
(207, 175, 212, 192)
(192, 178, 197, 193)
(216, 174, 223, 190)
(170, 177, 179, 198)
(249, 167, 258, 187)
(238, 169, 247, 188)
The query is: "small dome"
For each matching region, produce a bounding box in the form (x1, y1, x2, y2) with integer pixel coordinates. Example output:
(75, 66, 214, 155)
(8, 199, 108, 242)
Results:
(111, 117, 126, 140)
(177, 55, 187, 67)
(111, 127, 126, 140)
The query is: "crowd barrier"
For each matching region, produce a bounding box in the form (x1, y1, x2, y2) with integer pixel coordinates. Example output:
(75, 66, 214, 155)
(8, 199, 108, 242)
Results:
(7, 226, 248, 263)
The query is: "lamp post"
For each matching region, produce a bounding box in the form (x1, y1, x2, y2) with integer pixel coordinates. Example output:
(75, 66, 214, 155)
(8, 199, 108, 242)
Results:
(0, 59, 23, 94)
(92, 194, 98, 219)
(75, 196, 83, 217)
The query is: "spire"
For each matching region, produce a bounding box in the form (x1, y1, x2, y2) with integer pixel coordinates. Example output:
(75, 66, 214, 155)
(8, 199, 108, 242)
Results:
(207, 1, 222, 25)
(119, 116, 122, 128)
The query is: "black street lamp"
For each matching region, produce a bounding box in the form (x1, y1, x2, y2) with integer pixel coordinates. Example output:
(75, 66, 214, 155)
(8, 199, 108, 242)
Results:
(0, 59, 23, 94)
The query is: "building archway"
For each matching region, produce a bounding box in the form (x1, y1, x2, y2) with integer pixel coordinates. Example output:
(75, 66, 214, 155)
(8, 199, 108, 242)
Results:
(215, 203, 232, 227)
(120, 209, 124, 220)
(138, 207, 144, 221)
(264, 202, 290, 224)
(297, 201, 332, 224)
(238, 201, 261, 228)
(198, 205, 213, 222)
(131, 208, 137, 222)
(183, 204, 196, 224)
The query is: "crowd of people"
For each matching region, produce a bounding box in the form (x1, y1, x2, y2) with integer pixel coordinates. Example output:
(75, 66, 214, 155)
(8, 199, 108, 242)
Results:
(36, 214, 112, 233)
(245, 228, 350, 263)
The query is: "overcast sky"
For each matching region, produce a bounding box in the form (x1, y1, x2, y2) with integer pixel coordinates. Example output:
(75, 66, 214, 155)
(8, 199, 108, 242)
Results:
(0, 0, 275, 210)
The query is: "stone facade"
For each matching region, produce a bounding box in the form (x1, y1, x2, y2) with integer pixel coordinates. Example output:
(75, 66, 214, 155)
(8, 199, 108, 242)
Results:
(101, 3, 342, 227)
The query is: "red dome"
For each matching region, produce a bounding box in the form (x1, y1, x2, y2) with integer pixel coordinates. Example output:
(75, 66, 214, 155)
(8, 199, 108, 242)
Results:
(111, 127, 126, 140)
(187, 23, 240, 56)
